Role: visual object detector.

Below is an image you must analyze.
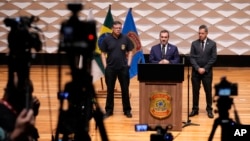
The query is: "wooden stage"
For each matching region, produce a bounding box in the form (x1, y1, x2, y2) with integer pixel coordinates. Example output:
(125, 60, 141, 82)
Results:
(0, 65, 250, 141)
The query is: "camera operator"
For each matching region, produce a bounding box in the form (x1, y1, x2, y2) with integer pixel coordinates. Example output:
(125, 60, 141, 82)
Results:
(0, 83, 40, 141)
(0, 109, 34, 141)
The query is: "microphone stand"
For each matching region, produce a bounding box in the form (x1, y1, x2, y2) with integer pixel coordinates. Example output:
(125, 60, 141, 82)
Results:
(182, 54, 199, 128)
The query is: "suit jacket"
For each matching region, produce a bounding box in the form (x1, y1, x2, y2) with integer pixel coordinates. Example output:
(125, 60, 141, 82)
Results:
(190, 38, 217, 76)
(149, 43, 180, 64)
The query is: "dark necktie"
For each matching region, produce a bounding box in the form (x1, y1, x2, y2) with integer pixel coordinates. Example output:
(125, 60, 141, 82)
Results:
(201, 41, 204, 51)
(162, 45, 166, 59)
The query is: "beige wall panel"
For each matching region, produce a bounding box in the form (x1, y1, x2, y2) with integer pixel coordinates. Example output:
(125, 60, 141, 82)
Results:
(0, 0, 249, 55)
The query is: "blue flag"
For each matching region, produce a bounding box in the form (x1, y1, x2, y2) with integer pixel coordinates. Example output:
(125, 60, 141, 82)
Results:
(122, 8, 145, 78)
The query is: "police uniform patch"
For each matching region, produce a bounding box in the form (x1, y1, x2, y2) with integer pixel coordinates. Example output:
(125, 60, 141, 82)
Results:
(149, 92, 172, 119)
(121, 44, 125, 50)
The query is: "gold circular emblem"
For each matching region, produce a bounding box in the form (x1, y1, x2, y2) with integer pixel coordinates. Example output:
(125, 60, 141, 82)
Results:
(149, 92, 172, 119)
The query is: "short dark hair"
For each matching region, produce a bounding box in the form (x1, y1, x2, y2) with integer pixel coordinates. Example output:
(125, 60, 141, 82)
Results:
(113, 21, 122, 26)
(159, 29, 170, 37)
(199, 25, 208, 32)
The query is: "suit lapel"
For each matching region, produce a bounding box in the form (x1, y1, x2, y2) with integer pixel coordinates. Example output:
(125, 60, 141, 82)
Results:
(157, 44, 162, 59)
(196, 39, 209, 52)
(164, 44, 171, 57)
(165, 44, 169, 55)
(158, 44, 162, 55)
(204, 39, 210, 52)
(196, 41, 202, 52)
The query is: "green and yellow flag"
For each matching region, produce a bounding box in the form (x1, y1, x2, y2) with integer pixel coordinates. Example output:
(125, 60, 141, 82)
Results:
(91, 5, 114, 82)
(96, 5, 113, 54)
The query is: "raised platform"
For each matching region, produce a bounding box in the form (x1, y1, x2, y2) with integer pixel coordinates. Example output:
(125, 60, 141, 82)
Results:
(1, 53, 250, 67)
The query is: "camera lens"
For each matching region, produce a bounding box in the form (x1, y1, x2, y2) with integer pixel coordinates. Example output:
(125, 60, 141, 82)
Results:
(164, 133, 173, 141)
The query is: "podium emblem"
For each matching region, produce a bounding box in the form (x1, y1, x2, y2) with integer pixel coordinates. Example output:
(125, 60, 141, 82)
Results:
(149, 92, 172, 119)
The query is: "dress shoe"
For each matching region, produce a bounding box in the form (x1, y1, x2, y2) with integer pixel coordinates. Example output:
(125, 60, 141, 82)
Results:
(189, 110, 199, 117)
(124, 111, 132, 118)
(207, 111, 214, 118)
(103, 112, 113, 119)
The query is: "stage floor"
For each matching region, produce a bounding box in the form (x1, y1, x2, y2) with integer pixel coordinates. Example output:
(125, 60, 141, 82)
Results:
(0, 66, 250, 141)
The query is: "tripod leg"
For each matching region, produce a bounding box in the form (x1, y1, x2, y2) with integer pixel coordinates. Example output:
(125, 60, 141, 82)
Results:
(182, 120, 200, 128)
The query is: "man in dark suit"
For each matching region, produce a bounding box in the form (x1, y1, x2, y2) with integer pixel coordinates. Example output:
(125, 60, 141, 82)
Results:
(189, 25, 217, 118)
(149, 30, 180, 64)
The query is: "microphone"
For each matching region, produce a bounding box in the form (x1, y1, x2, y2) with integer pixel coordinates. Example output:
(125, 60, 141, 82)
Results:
(32, 26, 43, 32)
(31, 15, 39, 23)
(30, 16, 42, 32)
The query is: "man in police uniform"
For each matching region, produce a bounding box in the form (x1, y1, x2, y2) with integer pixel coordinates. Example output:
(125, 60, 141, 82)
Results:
(100, 21, 134, 118)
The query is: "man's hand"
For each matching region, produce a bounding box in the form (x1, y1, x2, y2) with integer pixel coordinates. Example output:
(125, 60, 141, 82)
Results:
(159, 59, 170, 64)
(198, 68, 206, 74)
(9, 109, 34, 140)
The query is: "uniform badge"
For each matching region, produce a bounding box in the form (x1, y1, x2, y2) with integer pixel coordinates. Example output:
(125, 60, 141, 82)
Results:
(149, 92, 172, 119)
(121, 44, 125, 50)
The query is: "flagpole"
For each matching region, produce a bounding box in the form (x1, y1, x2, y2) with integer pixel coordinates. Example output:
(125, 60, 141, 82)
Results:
(97, 77, 123, 98)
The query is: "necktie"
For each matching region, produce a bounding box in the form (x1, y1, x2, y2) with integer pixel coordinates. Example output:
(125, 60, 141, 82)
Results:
(161, 45, 166, 59)
(201, 41, 204, 51)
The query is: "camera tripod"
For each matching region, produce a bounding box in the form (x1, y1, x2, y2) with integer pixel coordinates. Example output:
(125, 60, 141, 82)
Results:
(4, 15, 42, 111)
(54, 65, 108, 141)
(53, 3, 108, 141)
(208, 96, 239, 141)
(2, 15, 42, 141)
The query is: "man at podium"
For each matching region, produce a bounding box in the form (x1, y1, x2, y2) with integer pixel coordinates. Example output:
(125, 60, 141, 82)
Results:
(149, 29, 180, 64)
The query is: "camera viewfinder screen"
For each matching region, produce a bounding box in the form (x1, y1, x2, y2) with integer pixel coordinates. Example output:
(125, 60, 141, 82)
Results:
(218, 88, 231, 96)
(135, 124, 148, 132)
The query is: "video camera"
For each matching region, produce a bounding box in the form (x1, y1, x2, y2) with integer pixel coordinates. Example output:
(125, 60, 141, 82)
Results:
(4, 15, 42, 53)
(135, 124, 173, 141)
(4, 15, 38, 28)
(214, 77, 238, 96)
(53, 3, 109, 141)
(59, 3, 96, 56)
(208, 77, 243, 141)
(3, 15, 42, 112)
(213, 76, 238, 114)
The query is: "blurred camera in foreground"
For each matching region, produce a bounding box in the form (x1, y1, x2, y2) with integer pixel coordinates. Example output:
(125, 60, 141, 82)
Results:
(3, 15, 42, 53)
(215, 76, 238, 96)
(135, 124, 173, 141)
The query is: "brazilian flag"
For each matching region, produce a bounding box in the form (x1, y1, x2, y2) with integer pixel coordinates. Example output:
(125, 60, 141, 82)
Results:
(92, 5, 114, 82)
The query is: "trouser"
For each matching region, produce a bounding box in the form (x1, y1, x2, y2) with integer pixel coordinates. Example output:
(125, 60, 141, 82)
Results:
(104, 66, 131, 113)
(191, 73, 213, 112)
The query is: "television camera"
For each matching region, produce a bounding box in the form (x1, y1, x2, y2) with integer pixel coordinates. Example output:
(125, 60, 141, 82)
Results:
(135, 124, 174, 141)
(3, 15, 42, 111)
(208, 77, 240, 141)
(0, 15, 42, 141)
(4, 15, 42, 53)
(53, 3, 108, 141)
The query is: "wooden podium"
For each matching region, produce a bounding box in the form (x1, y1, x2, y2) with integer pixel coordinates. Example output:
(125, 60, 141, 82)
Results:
(138, 63, 184, 131)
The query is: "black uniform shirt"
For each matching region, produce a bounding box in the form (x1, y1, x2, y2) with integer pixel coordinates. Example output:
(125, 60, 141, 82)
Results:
(100, 34, 134, 70)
